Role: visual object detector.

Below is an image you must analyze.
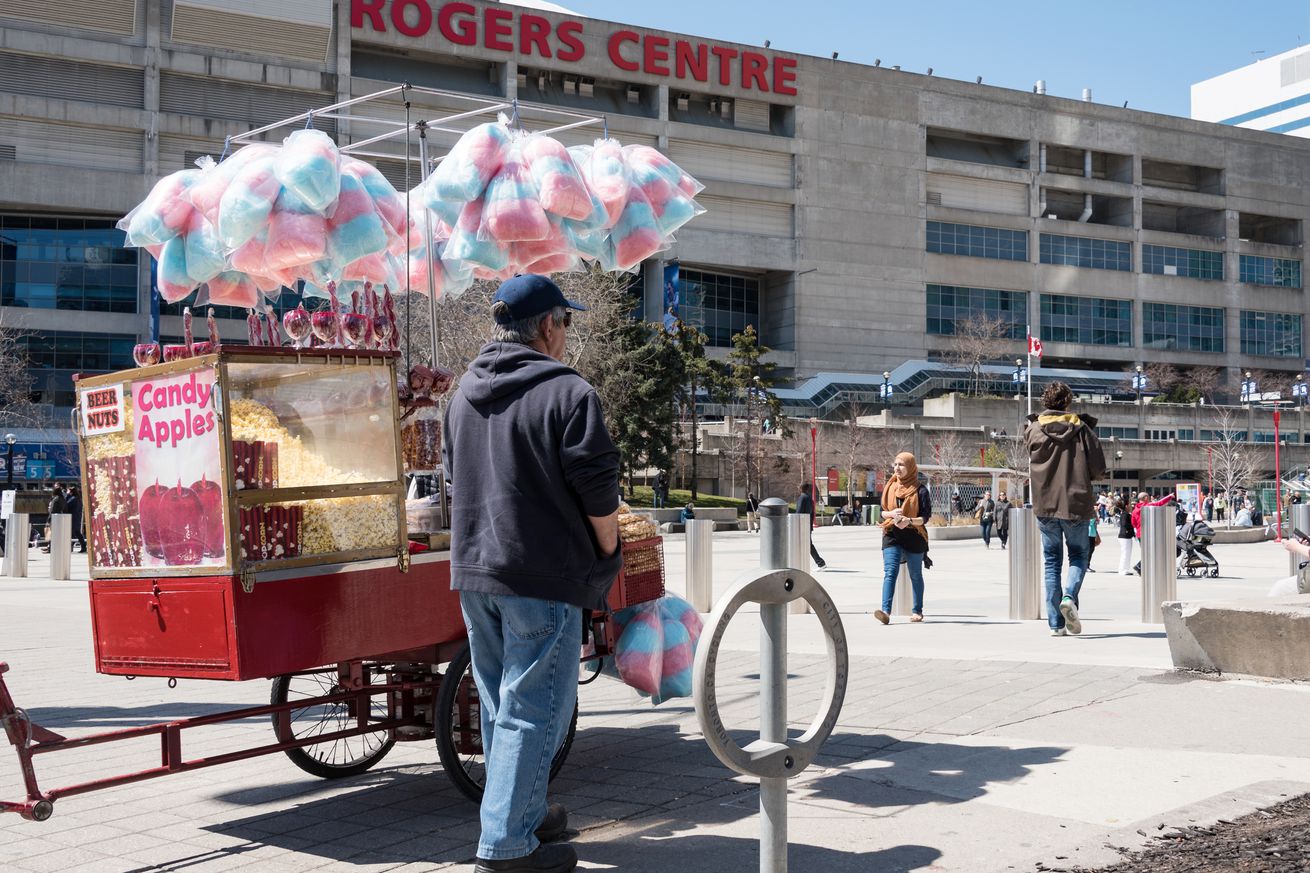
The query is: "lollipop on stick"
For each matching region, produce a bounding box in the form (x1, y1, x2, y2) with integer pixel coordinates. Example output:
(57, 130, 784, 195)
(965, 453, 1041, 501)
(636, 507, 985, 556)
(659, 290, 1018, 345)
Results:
(183, 307, 195, 357)
(383, 286, 400, 351)
(248, 309, 263, 346)
(264, 304, 282, 347)
(207, 308, 220, 351)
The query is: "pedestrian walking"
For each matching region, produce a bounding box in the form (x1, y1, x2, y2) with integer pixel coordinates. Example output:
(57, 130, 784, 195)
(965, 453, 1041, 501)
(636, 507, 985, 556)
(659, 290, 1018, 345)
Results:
(995, 491, 1012, 549)
(746, 492, 760, 532)
(795, 482, 826, 569)
(40, 485, 67, 553)
(975, 489, 996, 548)
(1025, 382, 1106, 637)
(1117, 495, 1136, 575)
(66, 484, 86, 553)
(1215, 493, 1227, 523)
(1203, 493, 1214, 523)
(1085, 516, 1101, 572)
(875, 451, 931, 625)
(443, 274, 621, 873)
(653, 470, 669, 509)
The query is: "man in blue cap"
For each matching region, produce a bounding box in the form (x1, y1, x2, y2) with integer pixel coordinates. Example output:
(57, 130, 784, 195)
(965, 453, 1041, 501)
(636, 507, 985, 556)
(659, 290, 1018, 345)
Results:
(444, 274, 621, 873)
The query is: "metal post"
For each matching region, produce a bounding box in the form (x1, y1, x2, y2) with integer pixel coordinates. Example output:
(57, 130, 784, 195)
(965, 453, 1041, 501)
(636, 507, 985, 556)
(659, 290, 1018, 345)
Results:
(757, 497, 788, 872)
(1140, 505, 1176, 623)
(785, 514, 812, 615)
(1008, 507, 1042, 619)
(685, 518, 715, 612)
(3, 513, 28, 578)
(1290, 504, 1310, 577)
(893, 563, 913, 616)
(48, 514, 71, 581)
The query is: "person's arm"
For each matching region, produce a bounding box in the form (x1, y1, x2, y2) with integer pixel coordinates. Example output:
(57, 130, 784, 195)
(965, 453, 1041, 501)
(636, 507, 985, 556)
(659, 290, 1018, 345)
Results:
(589, 511, 619, 558)
(560, 392, 621, 557)
(1283, 538, 1310, 561)
(1085, 431, 1107, 480)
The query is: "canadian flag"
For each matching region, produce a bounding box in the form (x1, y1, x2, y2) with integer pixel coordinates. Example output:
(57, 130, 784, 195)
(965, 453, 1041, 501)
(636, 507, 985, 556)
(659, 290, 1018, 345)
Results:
(1028, 335, 1044, 358)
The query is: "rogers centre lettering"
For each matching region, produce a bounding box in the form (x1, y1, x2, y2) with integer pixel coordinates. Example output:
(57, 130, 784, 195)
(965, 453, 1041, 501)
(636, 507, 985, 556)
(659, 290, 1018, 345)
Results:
(351, 0, 799, 96)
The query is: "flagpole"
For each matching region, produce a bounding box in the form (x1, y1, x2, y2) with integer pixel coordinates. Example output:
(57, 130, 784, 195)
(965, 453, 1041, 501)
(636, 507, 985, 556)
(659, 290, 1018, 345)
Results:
(1026, 324, 1033, 417)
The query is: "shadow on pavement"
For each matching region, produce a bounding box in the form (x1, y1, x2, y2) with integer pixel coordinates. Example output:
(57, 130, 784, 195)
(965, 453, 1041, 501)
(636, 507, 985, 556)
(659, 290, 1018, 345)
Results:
(196, 721, 1067, 869)
(24, 701, 269, 728)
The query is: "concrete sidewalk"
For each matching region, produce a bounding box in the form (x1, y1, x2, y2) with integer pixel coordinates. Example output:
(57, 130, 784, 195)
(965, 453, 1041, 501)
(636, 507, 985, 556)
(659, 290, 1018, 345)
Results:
(0, 532, 1307, 872)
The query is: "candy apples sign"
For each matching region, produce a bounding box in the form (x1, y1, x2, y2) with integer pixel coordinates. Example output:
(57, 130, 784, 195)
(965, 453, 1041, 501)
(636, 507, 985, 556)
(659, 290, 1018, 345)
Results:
(132, 370, 227, 568)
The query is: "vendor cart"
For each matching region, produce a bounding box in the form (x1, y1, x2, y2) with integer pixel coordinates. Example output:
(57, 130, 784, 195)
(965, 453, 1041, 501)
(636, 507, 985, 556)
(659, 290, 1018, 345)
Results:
(0, 345, 666, 820)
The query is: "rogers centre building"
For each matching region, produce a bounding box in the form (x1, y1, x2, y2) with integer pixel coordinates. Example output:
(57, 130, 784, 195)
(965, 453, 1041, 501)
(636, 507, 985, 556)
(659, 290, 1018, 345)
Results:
(3, 0, 1310, 447)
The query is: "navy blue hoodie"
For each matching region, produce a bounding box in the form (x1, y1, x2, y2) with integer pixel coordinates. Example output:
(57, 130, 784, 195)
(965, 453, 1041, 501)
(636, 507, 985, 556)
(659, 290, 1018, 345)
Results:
(443, 342, 622, 611)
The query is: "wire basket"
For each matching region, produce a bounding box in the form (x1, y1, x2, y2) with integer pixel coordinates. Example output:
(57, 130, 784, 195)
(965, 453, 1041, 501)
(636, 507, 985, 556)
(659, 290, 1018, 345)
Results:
(608, 536, 665, 611)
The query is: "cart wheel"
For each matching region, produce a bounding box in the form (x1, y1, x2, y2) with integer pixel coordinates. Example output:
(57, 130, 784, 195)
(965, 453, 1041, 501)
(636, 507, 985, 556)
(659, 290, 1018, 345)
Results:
(435, 643, 577, 803)
(270, 669, 395, 779)
(1185, 566, 1196, 577)
(1209, 567, 1220, 578)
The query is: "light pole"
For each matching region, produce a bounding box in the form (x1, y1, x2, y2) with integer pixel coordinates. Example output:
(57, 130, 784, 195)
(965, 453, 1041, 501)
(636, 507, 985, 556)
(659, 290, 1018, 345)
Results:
(4, 434, 15, 490)
(808, 418, 818, 530)
(1241, 371, 1258, 405)
(1012, 358, 1025, 431)
(1114, 448, 1124, 495)
(879, 371, 893, 403)
(1293, 374, 1308, 407)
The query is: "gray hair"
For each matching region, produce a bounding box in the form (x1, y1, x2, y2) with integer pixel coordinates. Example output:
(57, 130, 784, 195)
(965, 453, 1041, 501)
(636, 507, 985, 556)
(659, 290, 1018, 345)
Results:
(492, 304, 569, 344)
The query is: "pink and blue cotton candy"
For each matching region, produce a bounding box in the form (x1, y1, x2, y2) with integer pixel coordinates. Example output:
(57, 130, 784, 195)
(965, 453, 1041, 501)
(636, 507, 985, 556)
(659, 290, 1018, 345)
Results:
(274, 129, 341, 214)
(428, 121, 511, 203)
(121, 169, 202, 247)
(610, 594, 704, 703)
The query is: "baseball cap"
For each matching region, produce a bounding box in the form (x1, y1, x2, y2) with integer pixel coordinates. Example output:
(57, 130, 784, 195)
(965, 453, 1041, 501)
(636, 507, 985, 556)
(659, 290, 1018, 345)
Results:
(492, 274, 587, 325)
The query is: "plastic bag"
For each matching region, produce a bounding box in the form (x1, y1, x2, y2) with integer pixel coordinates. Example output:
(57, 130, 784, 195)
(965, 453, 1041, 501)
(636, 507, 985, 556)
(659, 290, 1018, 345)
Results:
(182, 216, 228, 284)
(445, 199, 509, 272)
(327, 169, 389, 266)
(574, 139, 629, 229)
(480, 142, 552, 244)
(205, 271, 260, 308)
(218, 155, 282, 250)
(264, 189, 328, 271)
(428, 120, 511, 203)
(156, 236, 197, 302)
(274, 129, 340, 214)
(121, 169, 201, 247)
(341, 158, 407, 236)
(609, 594, 704, 704)
(190, 145, 276, 225)
(609, 186, 665, 271)
(523, 135, 592, 221)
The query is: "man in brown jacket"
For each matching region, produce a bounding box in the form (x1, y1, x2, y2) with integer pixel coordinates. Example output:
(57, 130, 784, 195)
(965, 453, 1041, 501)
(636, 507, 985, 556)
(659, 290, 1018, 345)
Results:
(1024, 382, 1106, 637)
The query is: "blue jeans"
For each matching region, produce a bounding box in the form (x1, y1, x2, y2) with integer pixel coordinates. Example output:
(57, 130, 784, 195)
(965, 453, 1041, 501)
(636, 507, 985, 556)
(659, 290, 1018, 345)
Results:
(881, 544, 924, 614)
(1037, 517, 1089, 630)
(460, 591, 581, 861)
(980, 518, 993, 546)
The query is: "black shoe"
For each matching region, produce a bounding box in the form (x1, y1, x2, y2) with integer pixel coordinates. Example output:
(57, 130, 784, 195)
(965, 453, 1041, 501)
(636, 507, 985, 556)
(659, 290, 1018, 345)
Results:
(534, 803, 568, 843)
(475, 842, 577, 873)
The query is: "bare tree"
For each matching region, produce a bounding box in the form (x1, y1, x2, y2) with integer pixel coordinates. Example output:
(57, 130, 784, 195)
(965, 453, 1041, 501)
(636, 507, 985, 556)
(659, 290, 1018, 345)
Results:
(995, 435, 1032, 503)
(1145, 362, 1180, 397)
(929, 431, 973, 520)
(841, 409, 869, 510)
(1187, 366, 1224, 405)
(1250, 369, 1296, 403)
(945, 314, 1013, 397)
(1206, 407, 1259, 527)
(0, 316, 38, 430)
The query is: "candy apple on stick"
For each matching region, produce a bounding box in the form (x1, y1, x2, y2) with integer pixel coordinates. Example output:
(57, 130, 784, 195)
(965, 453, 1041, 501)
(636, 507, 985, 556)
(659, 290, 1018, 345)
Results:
(159, 481, 205, 565)
(190, 474, 225, 558)
(138, 479, 168, 558)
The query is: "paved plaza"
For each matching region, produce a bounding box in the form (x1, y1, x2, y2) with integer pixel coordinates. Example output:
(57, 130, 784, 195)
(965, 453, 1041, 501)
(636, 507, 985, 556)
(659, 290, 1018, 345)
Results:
(2, 526, 1309, 872)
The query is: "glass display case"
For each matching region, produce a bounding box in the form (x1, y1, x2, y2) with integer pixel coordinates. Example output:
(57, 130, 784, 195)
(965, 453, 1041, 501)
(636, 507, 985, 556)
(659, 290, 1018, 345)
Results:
(76, 348, 406, 581)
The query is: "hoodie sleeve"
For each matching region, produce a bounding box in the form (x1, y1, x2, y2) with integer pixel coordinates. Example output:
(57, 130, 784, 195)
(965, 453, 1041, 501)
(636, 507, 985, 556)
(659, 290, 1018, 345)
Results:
(560, 391, 621, 517)
(1084, 428, 1107, 479)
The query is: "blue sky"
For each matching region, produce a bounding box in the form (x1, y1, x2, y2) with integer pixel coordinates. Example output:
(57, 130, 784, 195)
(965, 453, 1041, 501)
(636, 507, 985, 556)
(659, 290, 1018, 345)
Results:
(560, 1, 1310, 119)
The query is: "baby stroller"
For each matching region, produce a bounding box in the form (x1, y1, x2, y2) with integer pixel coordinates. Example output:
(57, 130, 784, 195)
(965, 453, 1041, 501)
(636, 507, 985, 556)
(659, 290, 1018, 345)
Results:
(1177, 518, 1219, 578)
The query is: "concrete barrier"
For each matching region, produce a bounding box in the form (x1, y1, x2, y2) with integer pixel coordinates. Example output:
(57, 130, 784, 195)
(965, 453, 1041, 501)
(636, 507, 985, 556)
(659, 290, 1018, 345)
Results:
(1209, 527, 1272, 544)
(926, 524, 981, 541)
(1163, 596, 1310, 680)
(660, 520, 743, 534)
(645, 507, 739, 525)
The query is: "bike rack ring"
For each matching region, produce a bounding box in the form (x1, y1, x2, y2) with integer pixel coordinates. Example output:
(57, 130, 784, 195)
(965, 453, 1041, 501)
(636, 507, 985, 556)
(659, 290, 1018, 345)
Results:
(693, 568, 848, 779)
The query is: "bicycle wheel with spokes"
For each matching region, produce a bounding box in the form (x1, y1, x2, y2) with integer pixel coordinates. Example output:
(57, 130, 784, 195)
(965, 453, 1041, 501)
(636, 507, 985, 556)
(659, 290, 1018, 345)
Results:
(270, 668, 396, 779)
(434, 643, 576, 802)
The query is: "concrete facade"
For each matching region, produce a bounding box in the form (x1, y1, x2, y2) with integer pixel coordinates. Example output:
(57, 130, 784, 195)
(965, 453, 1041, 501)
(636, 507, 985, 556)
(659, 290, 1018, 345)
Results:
(3, 0, 1310, 438)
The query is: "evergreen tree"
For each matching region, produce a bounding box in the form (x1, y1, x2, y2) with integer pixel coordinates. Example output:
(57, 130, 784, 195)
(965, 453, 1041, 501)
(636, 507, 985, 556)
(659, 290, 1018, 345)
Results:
(725, 325, 784, 498)
(597, 318, 682, 495)
(672, 319, 725, 500)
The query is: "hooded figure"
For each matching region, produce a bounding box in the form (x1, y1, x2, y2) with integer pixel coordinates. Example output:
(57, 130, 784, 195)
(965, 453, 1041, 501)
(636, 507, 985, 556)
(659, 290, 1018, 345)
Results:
(1024, 395, 1107, 521)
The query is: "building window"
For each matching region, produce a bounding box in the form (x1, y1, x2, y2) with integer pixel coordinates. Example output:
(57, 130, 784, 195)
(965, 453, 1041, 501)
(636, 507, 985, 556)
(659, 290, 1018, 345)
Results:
(1141, 302, 1225, 353)
(926, 221, 1027, 261)
(16, 330, 137, 409)
(1096, 426, 1139, 439)
(1039, 233, 1132, 271)
(1239, 254, 1302, 288)
(1039, 293, 1132, 346)
(1141, 244, 1223, 280)
(678, 268, 760, 348)
(0, 215, 139, 313)
(926, 284, 1027, 338)
(1239, 310, 1303, 357)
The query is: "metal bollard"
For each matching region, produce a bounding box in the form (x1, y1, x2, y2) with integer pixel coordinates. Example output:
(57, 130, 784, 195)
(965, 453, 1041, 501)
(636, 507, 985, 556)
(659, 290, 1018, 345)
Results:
(784, 514, 812, 615)
(49, 514, 71, 581)
(893, 563, 913, 616)
(3, 513, 29, 578)
(685, 519, 715, 612)
(757, 498, 790, 870)
(1289, 504, 1310, 578)
(1008, 507, 1042, 620)
(1140, 505, 1176, 623)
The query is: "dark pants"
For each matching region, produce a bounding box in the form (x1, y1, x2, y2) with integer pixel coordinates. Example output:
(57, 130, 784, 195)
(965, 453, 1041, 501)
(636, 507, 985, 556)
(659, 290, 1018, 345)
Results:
(810, 542, 826, 568)
(997, 526, 1009, 547)
(980, 518, 993, 547)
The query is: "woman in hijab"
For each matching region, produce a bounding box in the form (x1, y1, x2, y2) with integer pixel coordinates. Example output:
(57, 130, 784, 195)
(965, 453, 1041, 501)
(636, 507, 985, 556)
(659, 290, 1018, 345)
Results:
(877, 451, 933, 625)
